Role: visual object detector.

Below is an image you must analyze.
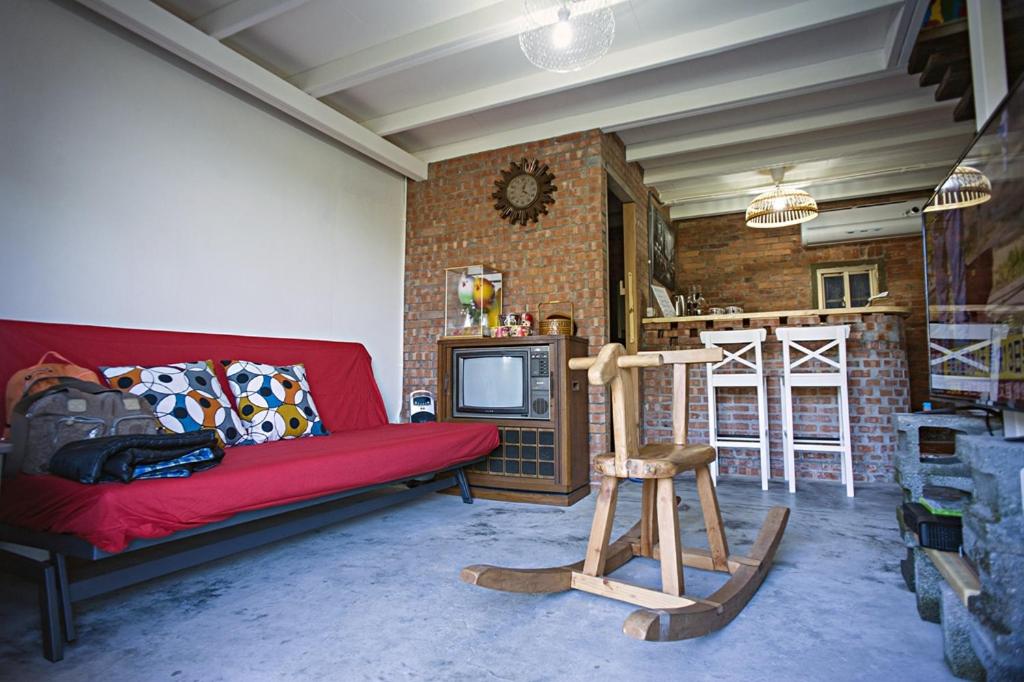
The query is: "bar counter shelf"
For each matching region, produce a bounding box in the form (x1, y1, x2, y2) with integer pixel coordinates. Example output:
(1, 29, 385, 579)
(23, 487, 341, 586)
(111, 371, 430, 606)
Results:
(642, 305, 911, 325)
(640, 305, 913, 488)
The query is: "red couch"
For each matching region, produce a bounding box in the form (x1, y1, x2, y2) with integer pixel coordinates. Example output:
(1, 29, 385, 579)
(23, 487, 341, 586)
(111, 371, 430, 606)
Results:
(0, 319, 498, 661)
(0, 319, 497, 552)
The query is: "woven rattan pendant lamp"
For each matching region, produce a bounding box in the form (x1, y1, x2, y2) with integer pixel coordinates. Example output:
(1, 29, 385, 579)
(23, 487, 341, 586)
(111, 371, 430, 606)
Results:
(923, 165, 992, 212)
(745, 168, 818, 228)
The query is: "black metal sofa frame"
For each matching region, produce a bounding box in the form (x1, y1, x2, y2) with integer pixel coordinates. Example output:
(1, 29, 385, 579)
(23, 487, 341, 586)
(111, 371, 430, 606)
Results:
(0, 464, 476, 662)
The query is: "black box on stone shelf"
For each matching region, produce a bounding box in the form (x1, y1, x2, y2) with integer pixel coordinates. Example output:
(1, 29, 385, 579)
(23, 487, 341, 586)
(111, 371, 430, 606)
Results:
(901, 502, 963, 552)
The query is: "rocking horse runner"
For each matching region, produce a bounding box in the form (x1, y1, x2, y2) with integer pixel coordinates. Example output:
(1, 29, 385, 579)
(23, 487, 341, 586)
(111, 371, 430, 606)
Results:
(461, 343, 790, 641)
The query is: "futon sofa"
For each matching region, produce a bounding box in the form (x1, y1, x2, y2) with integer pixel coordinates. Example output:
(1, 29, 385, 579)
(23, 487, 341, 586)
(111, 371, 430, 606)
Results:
(0, 319, 498, 662)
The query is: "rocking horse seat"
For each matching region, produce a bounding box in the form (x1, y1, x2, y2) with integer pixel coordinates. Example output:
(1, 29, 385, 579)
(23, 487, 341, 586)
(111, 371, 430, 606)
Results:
(593, 443, 716, 479)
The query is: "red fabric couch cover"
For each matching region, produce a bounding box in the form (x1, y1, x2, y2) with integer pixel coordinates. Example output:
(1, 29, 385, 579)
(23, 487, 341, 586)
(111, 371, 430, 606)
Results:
(0, 319, 497, 552)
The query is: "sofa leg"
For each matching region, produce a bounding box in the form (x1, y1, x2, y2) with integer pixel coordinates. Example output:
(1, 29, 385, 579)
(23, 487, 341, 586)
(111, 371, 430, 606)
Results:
(53, 553, 76, 642)
(455, 468, 473, 504)
(39, 562, 63, 662)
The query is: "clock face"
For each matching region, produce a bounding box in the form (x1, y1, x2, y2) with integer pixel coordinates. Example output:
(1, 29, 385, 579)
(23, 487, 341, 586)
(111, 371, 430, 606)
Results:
(506, 173, 539, 209)
(491, 158, 557, 225)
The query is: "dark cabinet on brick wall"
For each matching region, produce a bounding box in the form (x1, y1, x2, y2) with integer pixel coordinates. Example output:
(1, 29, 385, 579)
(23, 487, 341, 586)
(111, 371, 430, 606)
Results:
(437, 335, 590, 506)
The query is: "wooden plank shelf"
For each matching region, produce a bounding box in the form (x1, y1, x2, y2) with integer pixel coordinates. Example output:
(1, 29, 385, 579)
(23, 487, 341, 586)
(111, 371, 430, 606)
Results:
(923, 547, 981, 608)
(642, 305, 911, 325)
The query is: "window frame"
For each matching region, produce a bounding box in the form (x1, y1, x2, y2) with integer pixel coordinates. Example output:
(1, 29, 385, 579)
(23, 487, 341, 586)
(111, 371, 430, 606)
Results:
(811, 262, 882, 310)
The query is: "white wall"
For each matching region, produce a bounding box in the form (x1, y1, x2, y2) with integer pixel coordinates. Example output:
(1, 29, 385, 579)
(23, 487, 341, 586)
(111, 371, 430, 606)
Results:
(0, 0, 408, 420)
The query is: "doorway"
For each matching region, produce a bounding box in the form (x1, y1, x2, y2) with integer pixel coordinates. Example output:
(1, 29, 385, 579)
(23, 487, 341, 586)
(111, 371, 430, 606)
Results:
(607, 189, 625, 346)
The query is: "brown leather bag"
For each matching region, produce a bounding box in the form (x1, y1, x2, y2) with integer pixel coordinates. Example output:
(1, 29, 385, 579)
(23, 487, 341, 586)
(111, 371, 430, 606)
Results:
(4, 351, 100, 437)
(6, 378, 160, 477)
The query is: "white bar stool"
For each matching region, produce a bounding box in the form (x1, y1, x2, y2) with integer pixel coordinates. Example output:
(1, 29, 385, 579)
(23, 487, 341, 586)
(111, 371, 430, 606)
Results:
(699, 329, 770, 490)
(776, 325, 853, 497)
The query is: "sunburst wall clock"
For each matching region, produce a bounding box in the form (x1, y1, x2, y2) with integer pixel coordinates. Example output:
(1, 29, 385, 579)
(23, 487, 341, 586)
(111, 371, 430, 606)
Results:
(492, 158, 557, 225)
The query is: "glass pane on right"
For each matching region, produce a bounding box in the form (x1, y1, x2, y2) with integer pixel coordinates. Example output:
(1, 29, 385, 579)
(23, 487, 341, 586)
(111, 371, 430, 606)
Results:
(849, 272, 872, 307)
(823, 275, 846, 308)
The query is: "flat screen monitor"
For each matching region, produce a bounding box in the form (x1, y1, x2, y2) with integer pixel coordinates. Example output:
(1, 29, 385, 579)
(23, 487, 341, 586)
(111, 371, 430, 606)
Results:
(924, 74, 1024, 411)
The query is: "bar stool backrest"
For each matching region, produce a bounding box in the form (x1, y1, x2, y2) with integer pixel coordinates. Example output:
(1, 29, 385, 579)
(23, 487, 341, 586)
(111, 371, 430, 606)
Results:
(776, 325, 851, 378)
(699, 329, 767, 380)
(928, 322, 1009, 401)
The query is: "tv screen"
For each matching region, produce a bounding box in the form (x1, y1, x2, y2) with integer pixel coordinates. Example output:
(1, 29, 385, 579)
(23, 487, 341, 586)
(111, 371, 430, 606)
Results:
(924, 75, 1024, 409)
(459, 355, 526, 411)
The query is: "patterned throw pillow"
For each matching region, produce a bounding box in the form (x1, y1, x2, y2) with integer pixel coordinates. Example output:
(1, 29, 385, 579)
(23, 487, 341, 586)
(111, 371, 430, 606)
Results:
(223, 360, 328, 443)
(101, 361, 249, 446)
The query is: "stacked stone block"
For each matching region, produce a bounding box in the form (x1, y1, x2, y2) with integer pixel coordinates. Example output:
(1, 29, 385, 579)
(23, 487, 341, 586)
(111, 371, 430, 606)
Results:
(893, 412, 987, 502)
(959, 434, 1024, 680)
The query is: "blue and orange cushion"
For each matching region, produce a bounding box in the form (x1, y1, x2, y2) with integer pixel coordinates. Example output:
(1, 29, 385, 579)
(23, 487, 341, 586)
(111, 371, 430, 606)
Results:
(223, 360, 328, 443)
(101, 361, 249, 446)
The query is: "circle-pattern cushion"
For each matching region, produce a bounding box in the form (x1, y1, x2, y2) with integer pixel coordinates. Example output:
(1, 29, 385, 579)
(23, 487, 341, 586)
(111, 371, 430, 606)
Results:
(101, 360, 249, 446)
(224, 360, 328, 444)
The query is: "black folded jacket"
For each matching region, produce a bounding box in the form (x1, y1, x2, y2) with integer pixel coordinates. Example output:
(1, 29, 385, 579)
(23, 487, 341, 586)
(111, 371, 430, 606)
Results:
(48, 430, 223, 484)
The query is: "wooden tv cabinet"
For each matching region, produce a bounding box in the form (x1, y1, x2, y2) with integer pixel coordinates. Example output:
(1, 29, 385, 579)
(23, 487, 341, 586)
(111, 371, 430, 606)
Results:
(437, 335, 590, 506)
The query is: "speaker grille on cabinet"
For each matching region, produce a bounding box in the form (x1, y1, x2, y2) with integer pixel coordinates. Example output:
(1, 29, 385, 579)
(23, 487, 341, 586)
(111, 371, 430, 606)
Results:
(470, 426, 557, 480)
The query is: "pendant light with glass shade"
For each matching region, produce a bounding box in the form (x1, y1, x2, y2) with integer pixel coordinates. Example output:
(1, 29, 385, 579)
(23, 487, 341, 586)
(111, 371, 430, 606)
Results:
(745, 167, 819, 228)
(519, 1, 616, 73)
(922, 165, 992, 212)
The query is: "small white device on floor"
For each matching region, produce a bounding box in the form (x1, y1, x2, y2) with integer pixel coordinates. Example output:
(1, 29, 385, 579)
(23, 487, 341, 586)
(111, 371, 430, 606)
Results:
(409, 390, 436, 423)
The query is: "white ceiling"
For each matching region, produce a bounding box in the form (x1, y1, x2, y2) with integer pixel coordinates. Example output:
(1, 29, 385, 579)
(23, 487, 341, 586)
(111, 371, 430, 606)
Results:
(124, 0, 970, 218)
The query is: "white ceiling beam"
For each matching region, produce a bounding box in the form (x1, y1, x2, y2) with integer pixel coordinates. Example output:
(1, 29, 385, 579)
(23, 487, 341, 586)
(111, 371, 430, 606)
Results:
(76, 0, 427, 181)
(968, 0, 1009, 127)
(668, 168, 946, 221)
(886, 0, 931, 68)
(363, 0, 901, 137)
(287, 0, 520, 97)
(288, 0, 632, 98)
(626, 93, 953, 163)
(653, 152, 960, 201)
(413, 51, 891, 163)
(643, 124, 973, 184)
(191, 0, 310, 40)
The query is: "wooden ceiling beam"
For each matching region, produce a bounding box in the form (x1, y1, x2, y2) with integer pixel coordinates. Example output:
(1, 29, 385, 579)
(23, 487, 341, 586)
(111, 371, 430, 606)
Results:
(77, 0, 428, 180)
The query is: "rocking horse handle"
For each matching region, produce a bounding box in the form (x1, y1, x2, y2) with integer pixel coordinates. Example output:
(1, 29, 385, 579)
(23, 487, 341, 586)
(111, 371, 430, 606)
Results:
(568, 345, 663, 386)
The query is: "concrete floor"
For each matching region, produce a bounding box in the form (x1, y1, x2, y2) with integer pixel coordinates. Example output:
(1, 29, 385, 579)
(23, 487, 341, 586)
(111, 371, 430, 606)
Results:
(0, 478, 955, 682)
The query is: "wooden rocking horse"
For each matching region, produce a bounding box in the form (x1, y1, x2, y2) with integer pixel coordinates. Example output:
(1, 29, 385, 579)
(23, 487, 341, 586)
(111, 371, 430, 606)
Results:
(461, 343, 790, 641)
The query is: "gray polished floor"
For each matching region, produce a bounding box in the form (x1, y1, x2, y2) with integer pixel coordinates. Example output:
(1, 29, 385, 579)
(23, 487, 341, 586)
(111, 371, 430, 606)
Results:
(0, 478, 954, 681)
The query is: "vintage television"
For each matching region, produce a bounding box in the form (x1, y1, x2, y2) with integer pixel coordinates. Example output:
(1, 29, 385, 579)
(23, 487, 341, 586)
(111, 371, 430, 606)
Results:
(451, 345, 550, 420)
(923, 74, 1024, 437)
(437, 336, 590, 505)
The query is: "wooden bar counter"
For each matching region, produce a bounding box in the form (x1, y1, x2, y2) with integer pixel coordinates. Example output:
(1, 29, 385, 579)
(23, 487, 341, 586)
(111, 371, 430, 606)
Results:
(641, 306, 912, 485)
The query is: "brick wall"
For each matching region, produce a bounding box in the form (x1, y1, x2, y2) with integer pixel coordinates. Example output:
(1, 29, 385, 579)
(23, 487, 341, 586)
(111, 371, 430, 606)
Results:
(402, 130, 651, 459)
(674, 191, 930, 409)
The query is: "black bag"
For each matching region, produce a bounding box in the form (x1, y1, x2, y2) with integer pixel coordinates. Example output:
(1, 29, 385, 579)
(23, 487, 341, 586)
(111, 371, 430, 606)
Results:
(6, 378, 159, 477)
